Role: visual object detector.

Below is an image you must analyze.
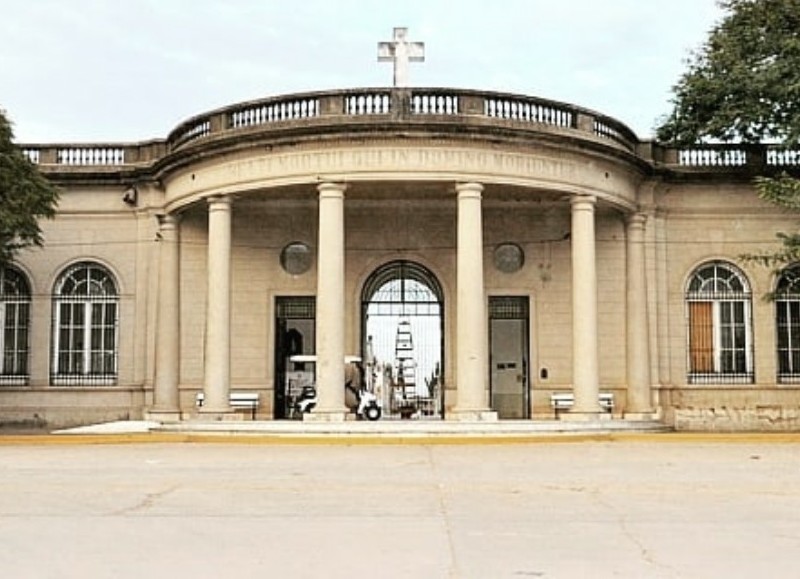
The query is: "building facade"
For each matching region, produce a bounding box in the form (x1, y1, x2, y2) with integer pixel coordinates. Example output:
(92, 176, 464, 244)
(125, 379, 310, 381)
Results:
(4, 87, 800, 430)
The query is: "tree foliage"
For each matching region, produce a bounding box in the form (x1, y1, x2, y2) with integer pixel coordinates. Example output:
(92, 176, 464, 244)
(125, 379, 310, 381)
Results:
(657, 0, 800, 146)
(742, 175, 800, 270)
(657, 0, 800, 283)
(0, 111, 59, 265)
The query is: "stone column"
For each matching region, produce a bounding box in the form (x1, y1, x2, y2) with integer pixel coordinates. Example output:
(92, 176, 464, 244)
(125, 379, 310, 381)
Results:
(149, 214, 182, 421)
(200, 196, 233, 416)
(625, 213, 654, 417)
(568, 194, 602, 418)
(307, 182, 348, 421)
(453, 182, 496, 420)
(655, 211, 672, 387)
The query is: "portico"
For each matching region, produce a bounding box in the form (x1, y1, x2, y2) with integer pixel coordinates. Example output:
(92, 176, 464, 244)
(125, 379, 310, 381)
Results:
(146, 156, 645, 423)
(137, 43, 657, 421)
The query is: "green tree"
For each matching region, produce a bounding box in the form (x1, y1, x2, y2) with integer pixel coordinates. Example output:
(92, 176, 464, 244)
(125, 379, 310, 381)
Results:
(0, 110, 59, 264)
(657, 0, 800, 276)
(657, 0, 800, 146)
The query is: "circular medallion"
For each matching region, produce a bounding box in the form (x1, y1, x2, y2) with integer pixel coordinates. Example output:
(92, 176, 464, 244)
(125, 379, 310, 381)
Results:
(493, 243, 524, 273)
(280, 242, 312, 275)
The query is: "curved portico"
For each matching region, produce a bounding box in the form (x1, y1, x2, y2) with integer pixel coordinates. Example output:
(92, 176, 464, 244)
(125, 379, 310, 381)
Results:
(139, 88, 654, 422)
(21, 86, 673, 425)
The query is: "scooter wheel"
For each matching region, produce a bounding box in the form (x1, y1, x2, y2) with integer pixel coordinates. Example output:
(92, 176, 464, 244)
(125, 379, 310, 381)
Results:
(364, 404, 381, 421)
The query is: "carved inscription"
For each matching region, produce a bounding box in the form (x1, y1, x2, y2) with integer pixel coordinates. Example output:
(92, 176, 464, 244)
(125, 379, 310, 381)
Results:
(247, 147, 579, 181)
(168, 145, 635, 206)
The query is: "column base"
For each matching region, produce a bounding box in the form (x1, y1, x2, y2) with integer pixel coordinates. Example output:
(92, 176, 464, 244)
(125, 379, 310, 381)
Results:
(303, 410, 350, 422)
(623, 411, 656, 421)
(559, 410, 612, 422)
(196, 408, 239, 421)
(448, 409, 498, 421)
(145, 410, 181, 423)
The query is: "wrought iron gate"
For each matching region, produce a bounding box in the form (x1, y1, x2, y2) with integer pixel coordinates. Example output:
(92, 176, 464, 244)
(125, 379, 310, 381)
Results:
(361, 261, 444, 419)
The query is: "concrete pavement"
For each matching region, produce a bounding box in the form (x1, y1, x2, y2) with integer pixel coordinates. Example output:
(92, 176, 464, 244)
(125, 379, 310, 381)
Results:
(0, 435, 798, 578)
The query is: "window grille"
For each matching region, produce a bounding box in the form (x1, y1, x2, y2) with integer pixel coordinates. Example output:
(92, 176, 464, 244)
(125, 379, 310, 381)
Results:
(489, 296, 529, 320)
(685, 261, 753, 384)
(775, 264, 800, 383)
(276, 296, 315, 319)
(0, 266, 31, 385)
(51, 262, 119, 386)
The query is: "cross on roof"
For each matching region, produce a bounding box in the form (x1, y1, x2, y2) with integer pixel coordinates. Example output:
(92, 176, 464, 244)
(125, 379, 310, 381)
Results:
(377, 27, 425, 87)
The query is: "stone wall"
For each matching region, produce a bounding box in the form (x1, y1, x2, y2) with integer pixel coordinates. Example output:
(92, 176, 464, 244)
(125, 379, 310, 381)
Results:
(661, 387, 800, 431)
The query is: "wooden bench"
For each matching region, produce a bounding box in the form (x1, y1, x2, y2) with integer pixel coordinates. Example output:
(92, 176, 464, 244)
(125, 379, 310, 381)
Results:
(550, 392, 614, 417)
(195, 392, 260, 419)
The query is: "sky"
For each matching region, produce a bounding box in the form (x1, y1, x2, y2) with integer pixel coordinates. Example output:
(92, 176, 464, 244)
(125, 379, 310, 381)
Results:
(1, 0, 724, 144)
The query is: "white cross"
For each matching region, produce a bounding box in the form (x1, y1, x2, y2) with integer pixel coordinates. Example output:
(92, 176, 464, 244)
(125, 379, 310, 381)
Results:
(377, 27, 425, 87)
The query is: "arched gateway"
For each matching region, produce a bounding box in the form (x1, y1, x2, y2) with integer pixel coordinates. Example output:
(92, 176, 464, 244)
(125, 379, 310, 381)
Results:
(361, 260, 444, 419)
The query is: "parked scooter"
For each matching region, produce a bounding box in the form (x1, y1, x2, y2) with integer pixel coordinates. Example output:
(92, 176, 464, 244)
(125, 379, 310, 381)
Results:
(295, 384, 318, 414)
(352, 386, 382, 421)
(291, 355, 382, 421)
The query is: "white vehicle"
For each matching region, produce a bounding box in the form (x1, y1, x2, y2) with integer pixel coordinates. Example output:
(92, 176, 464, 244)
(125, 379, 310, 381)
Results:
(290, 355, 382, 421)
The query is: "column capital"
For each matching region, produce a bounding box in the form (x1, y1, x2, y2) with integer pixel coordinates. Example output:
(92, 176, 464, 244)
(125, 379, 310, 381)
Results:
(455, 181, 484, 197)
(570, 194, 597, 209)
(625, 212, 648, 229)
(156, 212, 182, 230)
(207, 195, 232, 210)
(317, 181, 347, 197)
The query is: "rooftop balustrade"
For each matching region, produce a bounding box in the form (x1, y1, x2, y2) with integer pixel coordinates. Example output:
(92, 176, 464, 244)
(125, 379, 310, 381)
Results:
(17, 87, 800, 174)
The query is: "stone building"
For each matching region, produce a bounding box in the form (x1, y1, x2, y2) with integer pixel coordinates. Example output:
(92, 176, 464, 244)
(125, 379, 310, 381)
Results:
(4, 83, 800, 431)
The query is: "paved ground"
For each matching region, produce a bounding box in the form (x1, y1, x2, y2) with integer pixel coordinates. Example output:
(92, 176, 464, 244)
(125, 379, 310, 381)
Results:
(0, 434, 798, 578)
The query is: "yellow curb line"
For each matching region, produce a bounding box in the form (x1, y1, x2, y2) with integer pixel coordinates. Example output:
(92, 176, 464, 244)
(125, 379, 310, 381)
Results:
(1, 431, 799, 446)
(0, 432, 615, 446)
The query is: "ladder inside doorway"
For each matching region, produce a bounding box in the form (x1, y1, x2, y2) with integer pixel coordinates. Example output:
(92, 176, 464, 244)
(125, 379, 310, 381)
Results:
(395, 319, 417, 396)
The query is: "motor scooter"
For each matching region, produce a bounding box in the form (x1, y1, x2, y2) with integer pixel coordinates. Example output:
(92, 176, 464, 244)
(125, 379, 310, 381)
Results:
(291, 355, 382, 421)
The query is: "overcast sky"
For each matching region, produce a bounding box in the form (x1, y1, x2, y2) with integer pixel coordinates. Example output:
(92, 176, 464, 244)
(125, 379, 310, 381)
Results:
(1, 0, 723, 144)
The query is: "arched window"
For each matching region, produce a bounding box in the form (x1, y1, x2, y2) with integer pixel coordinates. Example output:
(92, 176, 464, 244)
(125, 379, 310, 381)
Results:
(0, 266, 31, 384)
(685, 261, 753, 384)
(775, 264, 800, 382)
(51, 262, 119, 385)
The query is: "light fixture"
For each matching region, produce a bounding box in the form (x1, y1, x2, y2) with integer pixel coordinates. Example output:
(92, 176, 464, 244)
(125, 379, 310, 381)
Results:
(122, 185, 138, 206)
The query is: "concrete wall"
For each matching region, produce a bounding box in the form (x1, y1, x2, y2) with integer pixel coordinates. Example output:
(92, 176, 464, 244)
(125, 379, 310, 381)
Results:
(656, 182, 800, 430)
(0, 185, 150, 429)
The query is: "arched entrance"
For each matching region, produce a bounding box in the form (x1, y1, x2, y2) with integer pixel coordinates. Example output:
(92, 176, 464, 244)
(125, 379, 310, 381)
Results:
(361, 260, 444, 419)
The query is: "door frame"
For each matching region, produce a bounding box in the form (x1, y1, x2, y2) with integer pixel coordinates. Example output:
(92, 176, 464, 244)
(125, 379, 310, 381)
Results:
(488, 295, 531, 419)
(273, 296, 316, 419)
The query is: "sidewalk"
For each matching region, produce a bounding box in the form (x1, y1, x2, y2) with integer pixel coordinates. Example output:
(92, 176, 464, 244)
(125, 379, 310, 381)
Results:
(4, 418, 800, 446)
(1, 437, 798, 578)
(44, 417, 672, 442)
